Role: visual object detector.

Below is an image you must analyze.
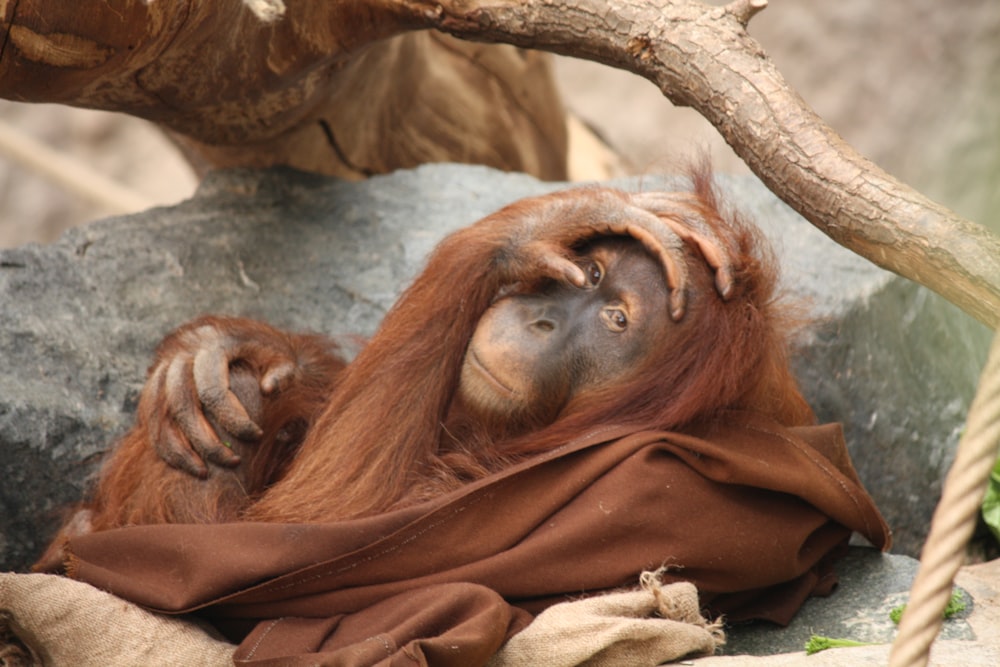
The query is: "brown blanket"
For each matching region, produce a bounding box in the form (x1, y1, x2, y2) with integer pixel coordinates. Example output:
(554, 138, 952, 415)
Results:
(46, 411, 889, 666)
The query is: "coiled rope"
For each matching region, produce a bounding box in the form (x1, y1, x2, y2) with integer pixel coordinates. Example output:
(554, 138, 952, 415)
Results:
(889, 329, 1000, 666)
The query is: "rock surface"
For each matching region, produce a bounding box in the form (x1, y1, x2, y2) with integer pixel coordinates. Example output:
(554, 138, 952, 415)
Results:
(699, 552, 1000, 665)
(725, 548, 969, 655)
(0, 164, 992, 573)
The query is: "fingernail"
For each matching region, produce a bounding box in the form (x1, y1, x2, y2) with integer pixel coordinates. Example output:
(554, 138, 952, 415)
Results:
(719, 272, 734, 299)
(670, 291, 686, 320)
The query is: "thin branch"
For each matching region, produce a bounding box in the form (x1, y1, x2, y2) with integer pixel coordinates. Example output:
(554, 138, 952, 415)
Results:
(725, 0, 768, 27)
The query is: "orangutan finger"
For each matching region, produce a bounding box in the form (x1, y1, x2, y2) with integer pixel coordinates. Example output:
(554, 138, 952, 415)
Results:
(152, 420, 208, 479)
(164, 356, 240, 467)
(193, 346, 263, 441)
(530, 241, 587, 287)
(195, 434, 243, 469)
(261, 360, 297, 395)
(655, 216, 735, 300)
(593, 212, 690, 320)
(630, 192, 735, 299)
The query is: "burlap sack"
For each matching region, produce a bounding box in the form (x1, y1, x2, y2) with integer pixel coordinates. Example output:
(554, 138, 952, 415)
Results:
(488, 572, 724, 666)
(1, 570, 718, 667)
(0, 572, 234, 667)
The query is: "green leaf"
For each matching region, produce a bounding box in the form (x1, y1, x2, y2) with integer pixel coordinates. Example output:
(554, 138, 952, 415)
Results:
(983, 455, 1000, 544)
(890, 589, 967, 625)
(804, 635, 876, 655)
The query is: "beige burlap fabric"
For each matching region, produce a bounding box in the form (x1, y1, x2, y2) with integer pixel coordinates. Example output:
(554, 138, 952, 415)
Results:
(0, 572, 234, 667)
(1, 571, 717, 667)
(488, 572, 724, 667)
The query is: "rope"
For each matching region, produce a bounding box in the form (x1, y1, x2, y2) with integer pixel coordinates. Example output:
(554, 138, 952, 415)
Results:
(889, 328, 1000, 666)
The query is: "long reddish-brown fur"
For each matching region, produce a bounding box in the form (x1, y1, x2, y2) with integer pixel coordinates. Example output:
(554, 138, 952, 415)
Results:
(82, 320, 344, 531)
(42, 171, 813, 550)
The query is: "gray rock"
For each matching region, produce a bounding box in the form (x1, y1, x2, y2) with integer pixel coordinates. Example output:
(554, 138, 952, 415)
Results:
(724, 548, 972, 655)
(702, 552, 1000, 664)
(0, 164, 991, 573)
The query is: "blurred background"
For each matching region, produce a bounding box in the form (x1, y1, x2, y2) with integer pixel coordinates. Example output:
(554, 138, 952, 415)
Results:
(1, 0, 997, 247)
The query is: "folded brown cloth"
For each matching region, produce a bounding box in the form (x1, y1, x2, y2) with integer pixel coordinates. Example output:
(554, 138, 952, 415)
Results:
(46, 411, 889, 666)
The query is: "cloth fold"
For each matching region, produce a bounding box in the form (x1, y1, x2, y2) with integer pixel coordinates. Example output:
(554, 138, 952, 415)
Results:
(41, 411, 890, 666)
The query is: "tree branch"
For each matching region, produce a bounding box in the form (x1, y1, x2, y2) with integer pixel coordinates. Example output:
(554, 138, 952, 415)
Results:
(725, 0, 768, 27)
(2, 0, 996, 327)
(395, 0, 1000, 328)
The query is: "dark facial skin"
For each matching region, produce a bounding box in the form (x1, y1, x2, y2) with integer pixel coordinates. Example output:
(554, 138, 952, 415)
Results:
(458, 237, 672, 424)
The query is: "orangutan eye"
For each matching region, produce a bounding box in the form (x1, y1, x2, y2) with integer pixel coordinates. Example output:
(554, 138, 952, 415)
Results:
(604, 308, 628, 332)
(585, 261, 603, 286)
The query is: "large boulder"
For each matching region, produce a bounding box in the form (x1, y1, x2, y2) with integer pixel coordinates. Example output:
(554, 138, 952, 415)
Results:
(0, 164, 991, 571)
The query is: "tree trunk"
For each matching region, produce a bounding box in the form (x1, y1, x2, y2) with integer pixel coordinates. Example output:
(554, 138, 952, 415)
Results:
(0, 0, 568, 180)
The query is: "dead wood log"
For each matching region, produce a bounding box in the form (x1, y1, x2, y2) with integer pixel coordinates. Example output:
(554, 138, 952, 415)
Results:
(0, 0, 568, 180)
(1, 0, 997, 327)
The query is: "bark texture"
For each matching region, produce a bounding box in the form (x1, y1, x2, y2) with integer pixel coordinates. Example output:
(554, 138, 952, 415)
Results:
(0, 0, 568, 180)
